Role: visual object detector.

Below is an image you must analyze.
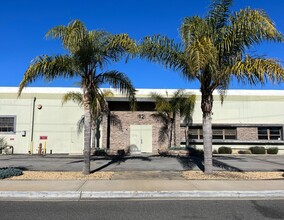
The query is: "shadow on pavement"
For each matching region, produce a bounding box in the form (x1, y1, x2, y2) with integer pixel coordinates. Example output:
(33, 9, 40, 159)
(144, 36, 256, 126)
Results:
(90, 156, 152, 173)
(212, 158, 243, 172)
(177, 156, 204, 171)
(177, 155, 244, 172)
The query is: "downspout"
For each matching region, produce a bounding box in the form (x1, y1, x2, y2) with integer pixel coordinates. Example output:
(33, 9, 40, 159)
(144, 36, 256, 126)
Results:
(30, 97, 36, 154)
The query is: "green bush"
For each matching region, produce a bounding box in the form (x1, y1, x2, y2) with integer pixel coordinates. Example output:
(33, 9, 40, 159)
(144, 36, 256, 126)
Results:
(238, 150, 251, 154)
(0, 167, 23, 179)
(218, 146, 232, 154)
(188, 148, 204, 157)
(267, 147, 278, 154)
(158, 149, 169, 156)
(249, 146, 266, 154)
(93, 148, 107, 156)
(169, 147, 186, 150)
(212, 149, 218, 154)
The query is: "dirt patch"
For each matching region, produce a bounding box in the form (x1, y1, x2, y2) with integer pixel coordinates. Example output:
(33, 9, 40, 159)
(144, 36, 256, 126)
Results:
(182, 171, 284, 180)
(6, 171, 114, 180)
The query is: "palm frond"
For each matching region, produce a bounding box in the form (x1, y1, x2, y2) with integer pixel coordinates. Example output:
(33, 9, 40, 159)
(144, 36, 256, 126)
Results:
(180, 16, 212, 46)
(207, 0, 233, 30)
(90, 87, 109, 119)
(96, 71, 136, 110)
(151, 112, 170, 144)
(220, 7, 283, 58)
(46, 20, 88, 53)
(185, 37, 218, 78)
(62, 92, 83, 106)
(231, 56, 284, 84)
(150, 92, 172, 114)
(18, 55, 75, 96)
(139, 35, 186, 72)
(180, 94, 196, 119)
(109, 113, 123, 131)
(107, 33, 138, 61)
(77, 115, 85, 135)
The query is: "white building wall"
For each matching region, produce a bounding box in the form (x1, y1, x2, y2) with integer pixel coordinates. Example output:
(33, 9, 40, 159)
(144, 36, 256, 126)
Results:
(1, 87, 284, 154)
(0, 88, 84, 154)
(191, 92, 284, 125)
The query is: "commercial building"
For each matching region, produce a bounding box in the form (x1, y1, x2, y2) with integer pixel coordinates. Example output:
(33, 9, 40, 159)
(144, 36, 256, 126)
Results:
(0, 87, 283, 154)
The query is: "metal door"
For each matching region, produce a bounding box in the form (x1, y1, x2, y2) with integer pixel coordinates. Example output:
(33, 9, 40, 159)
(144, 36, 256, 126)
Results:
(130, 125, 152, 153)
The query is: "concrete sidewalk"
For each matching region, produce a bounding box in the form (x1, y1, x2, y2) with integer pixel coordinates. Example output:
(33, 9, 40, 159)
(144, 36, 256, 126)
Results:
(1, 179, 284, 199)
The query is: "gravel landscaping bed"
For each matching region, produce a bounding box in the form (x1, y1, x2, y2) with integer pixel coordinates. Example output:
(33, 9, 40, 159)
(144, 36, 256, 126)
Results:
(182, 171, 284, 180)
(3, 171, 284, 180)
(6, 171, 114, 180)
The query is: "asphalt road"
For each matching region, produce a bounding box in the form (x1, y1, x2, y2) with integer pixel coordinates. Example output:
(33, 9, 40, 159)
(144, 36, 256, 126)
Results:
(0, 154, 284, 172)
(1, 200, 284, 220)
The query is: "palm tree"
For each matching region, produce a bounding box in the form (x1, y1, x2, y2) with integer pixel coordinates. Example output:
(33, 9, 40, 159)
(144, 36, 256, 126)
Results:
(18, 20, 137, 174)
(151, 90, 195, 148)
(140, 0, 284, 174)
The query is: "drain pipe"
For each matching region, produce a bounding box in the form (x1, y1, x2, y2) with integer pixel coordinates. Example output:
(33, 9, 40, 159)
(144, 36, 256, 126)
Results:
(30, 97, 36, 154)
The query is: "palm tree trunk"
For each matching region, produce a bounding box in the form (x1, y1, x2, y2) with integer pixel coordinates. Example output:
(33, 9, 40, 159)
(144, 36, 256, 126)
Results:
(185, 125, 189, 147)
(83, 92, 92, 175)
(201, 92, 213, 174)
(168, 121, 173, 148)
(91, 125, 96, 149)
(173, 115, 176, 147)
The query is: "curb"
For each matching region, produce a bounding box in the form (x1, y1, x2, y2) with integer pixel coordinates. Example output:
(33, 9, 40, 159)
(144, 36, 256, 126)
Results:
(1, 190, 284, 199)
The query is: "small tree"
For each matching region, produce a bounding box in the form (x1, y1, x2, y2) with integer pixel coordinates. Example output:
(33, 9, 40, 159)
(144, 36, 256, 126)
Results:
(0, 137, 8, 151)
(151, 90, 195, 148)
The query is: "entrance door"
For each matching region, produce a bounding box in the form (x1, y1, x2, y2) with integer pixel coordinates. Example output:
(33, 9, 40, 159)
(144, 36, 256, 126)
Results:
(130, 125, 152, 153)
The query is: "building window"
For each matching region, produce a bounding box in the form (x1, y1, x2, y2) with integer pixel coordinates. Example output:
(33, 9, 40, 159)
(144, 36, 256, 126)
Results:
(188, 127, 236, 140)
(258, 127, 282, 140)
(0, 116, 16, 133)
(189, 128, 203, 140)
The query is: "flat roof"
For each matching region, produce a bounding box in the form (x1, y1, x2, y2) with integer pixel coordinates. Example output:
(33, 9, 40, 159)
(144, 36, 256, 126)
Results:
(0, 87, 284, 97)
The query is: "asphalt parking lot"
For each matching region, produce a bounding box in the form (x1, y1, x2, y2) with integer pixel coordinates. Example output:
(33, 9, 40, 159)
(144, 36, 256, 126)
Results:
(0, 154, 284, 172)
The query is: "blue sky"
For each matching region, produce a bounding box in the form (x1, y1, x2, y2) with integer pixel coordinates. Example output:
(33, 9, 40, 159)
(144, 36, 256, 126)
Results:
(1, 0, 284, 90)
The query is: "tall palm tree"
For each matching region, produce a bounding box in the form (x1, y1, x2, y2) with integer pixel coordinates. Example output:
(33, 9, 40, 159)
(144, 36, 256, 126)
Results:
(140, 0, 284, 174)
(151, 90, 195, 148)
(18, 20, 137, 174)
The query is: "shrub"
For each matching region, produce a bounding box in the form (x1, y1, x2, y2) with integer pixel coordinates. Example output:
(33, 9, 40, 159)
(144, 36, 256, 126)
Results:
(218, 146, 232, 154)
(93, 148, 107, 156)
(169, 147, 186, 150)
(267, 147, 278, 154)
(238, 150, 251, 154)
(158, 149, 169, 156)
(187, 148, 204, 157)
(117, 149, 126, 156)
(212, 149, 218, 154)
(0, 167, 23, 179)
(249, 146, 266, 154)
(0, 137, 8, 153)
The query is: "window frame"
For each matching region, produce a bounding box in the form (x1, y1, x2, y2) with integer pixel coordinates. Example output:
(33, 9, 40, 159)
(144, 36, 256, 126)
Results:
(0, 115, 16, 133)
(188, 126, 237, 141)
(258, 127, 282, 141)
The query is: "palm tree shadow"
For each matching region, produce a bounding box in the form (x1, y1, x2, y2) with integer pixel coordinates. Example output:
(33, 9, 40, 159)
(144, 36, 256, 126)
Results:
(212, 158, 243, 172)
(177, 155, 243, 172)
(177, 156, 204, 171)
(90, 156, 152, 173)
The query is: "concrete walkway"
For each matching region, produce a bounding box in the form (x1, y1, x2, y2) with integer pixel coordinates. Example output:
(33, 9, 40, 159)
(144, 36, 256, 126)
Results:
(1, 177, 284, 200)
